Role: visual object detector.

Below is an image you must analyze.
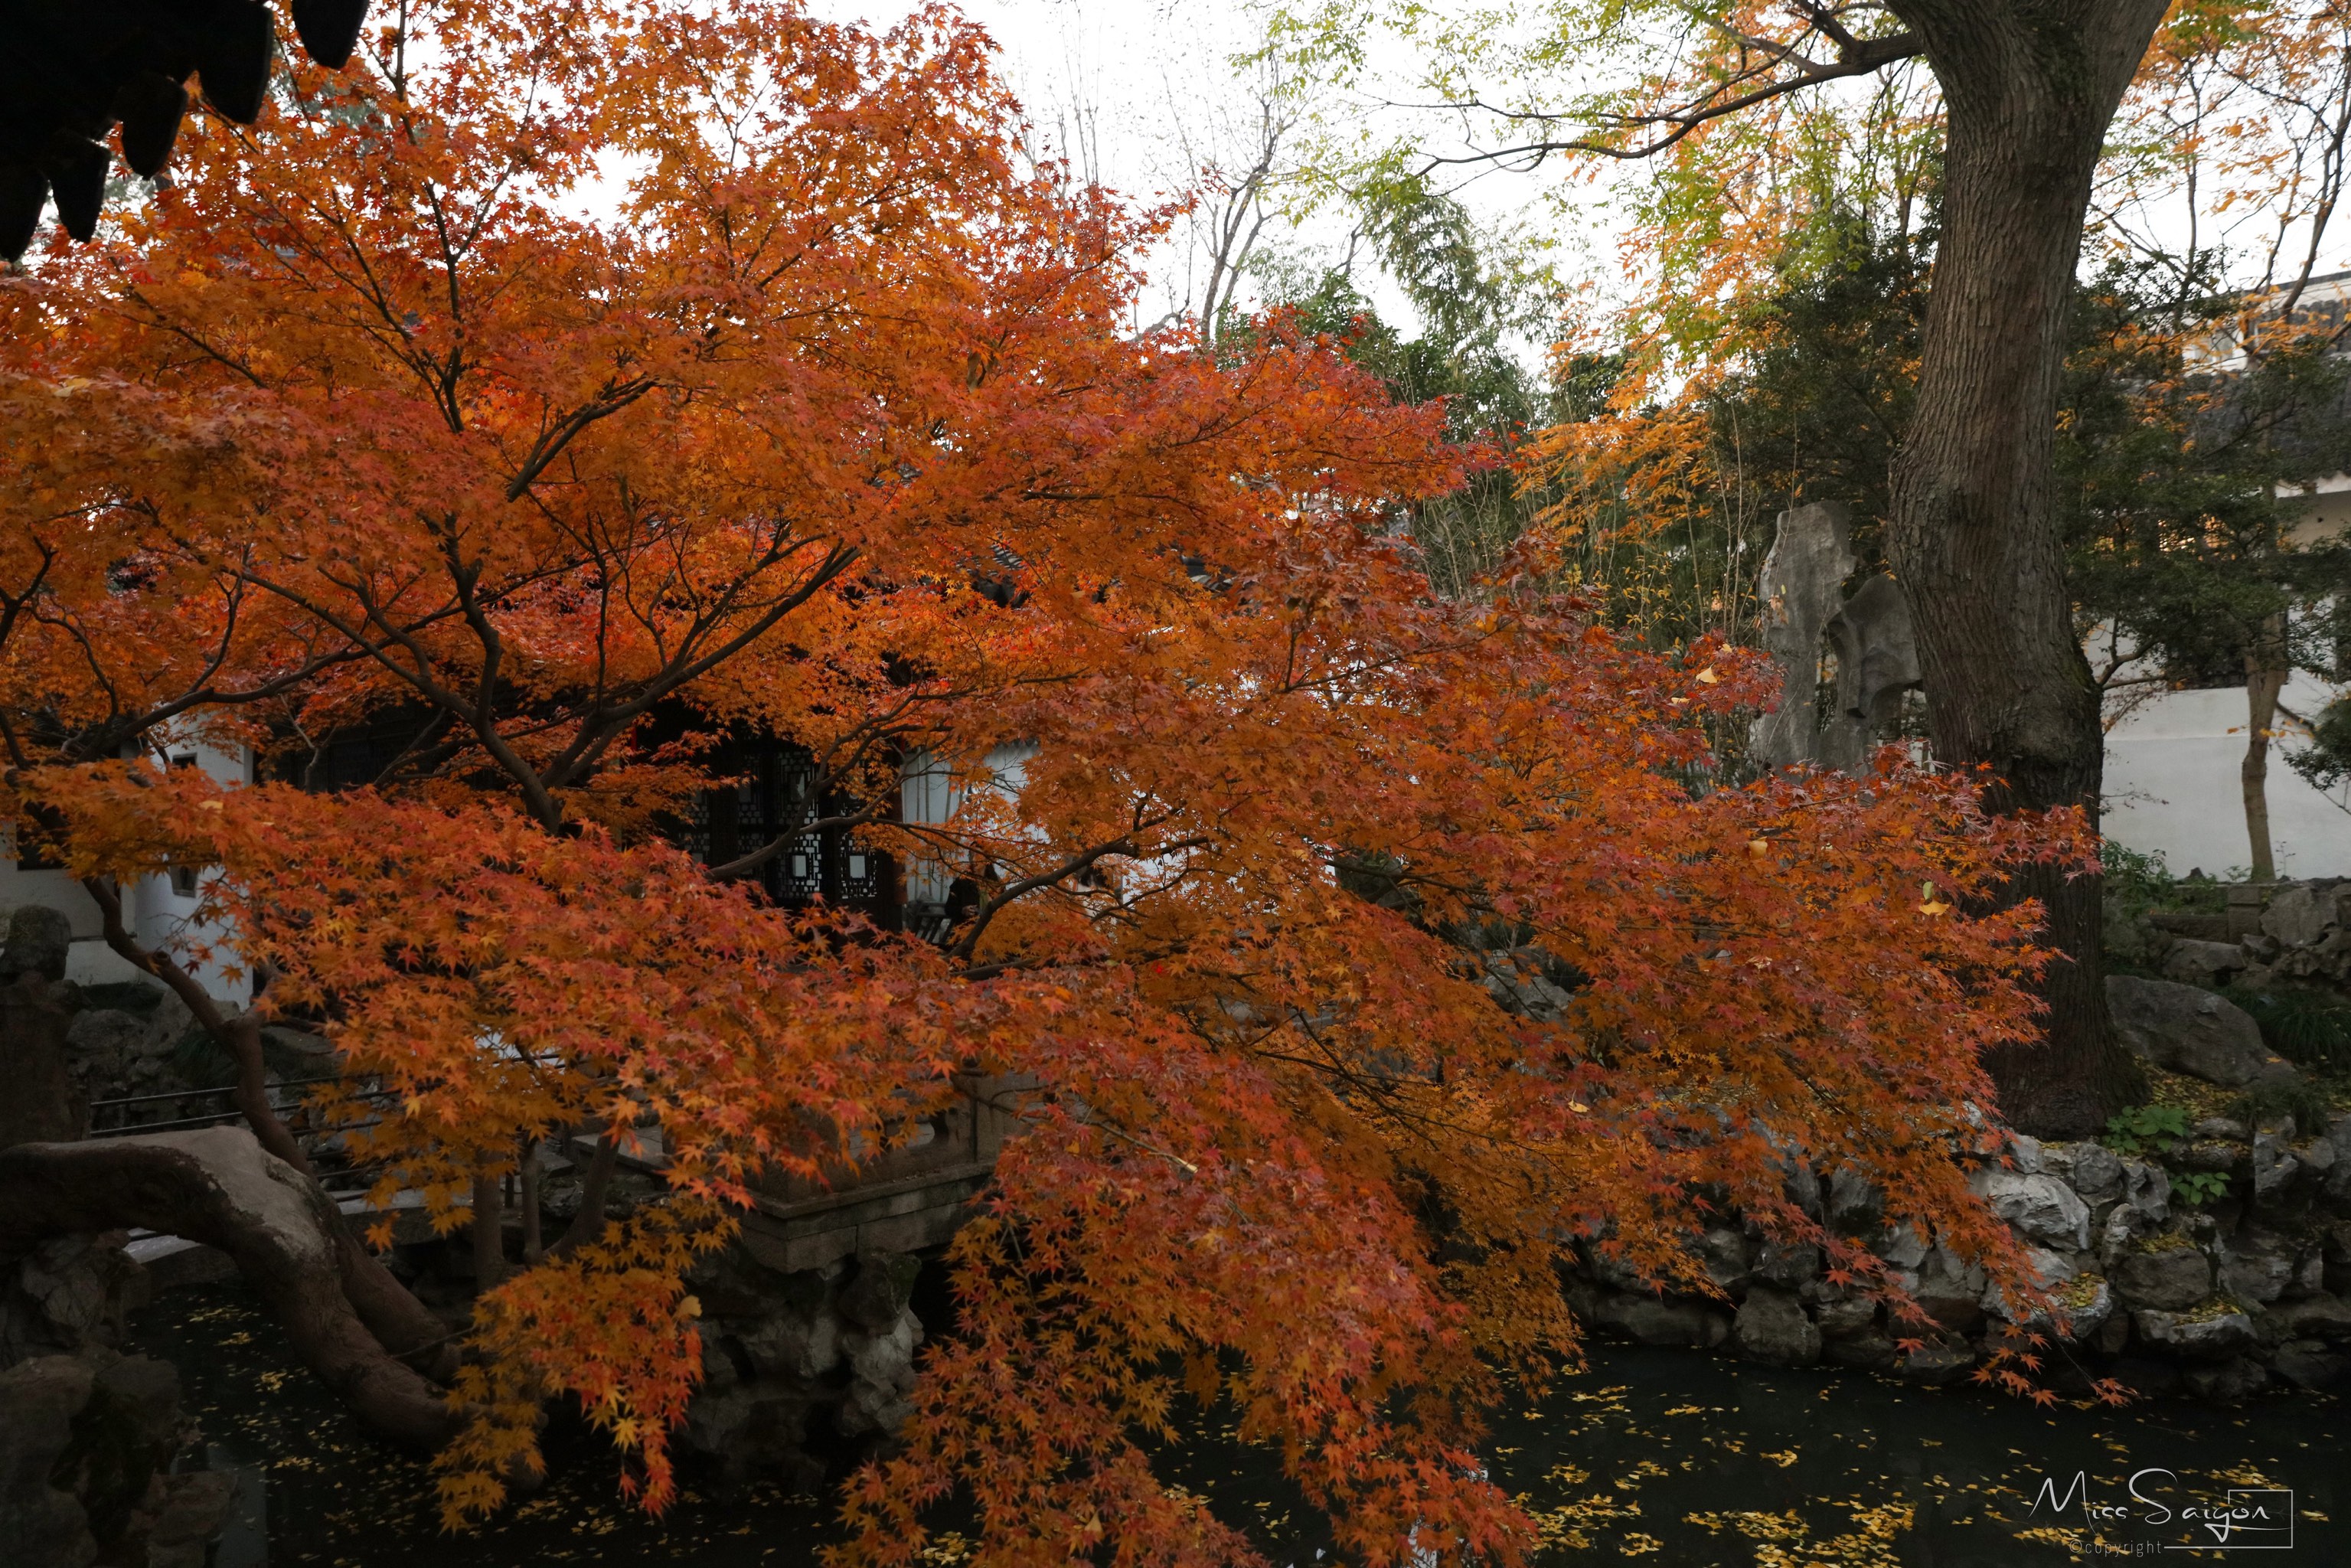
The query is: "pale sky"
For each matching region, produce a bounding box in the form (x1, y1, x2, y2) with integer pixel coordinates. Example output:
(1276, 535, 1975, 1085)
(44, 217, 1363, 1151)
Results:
(808, 0, 1598, 345)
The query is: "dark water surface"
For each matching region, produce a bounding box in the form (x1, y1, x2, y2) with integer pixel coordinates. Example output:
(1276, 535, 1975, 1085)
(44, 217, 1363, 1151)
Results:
(131, 1283, 2346, 1566)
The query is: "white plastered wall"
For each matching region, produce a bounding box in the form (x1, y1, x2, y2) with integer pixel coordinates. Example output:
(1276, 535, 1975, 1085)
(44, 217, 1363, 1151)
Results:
(2098, 483, 2351, 878)
(1, 739, 253, 1003)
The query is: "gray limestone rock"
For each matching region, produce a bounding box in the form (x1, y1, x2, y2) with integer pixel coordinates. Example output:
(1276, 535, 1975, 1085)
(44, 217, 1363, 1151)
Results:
(1596, 1293, 1728, 1349)
(2161, 939, 2249, 989)
(2265, 1292, 2351, 1342)
(2300, 1135, 2337, 1182)
(2118, 1158, 2172, 1225)
(1970, 1168, 2091, 1251)
(2, 1235, 150, 1365)
(1874, 1224, 1928, 1271)
(1748, 502, 1855, 769)
(1698, 1227, 1752, 1294)
(837, 1251, 920, 1333)
(837, 1312, 924, 1436)
(2110, 1240, 2211, 1311)
(2106, 975, 2296, 1087)
(1812, 1294, 1879, 1340)
(1981, 1247, 2078, 1325)
(0, 1355, 97, 1567)
(2134, 1307, 2257, 1360)
(62, 1010, 146, 1093)
(1916, 1246, 1990, 1331)
(1752, 1239, 1822, 1289)
(2043, 1141, 2124, 1204)
(0, 904, 72, 982)
(2270, 1341, 2347, 1390)
(1732, 1285, 1820, 1367)
(738, 1311, 840, 1383)
(1895, 1341, 1977, 1385)
(1817, 573, 1922, 775)
(2182, 1356, 2270, 1402)
(2219, 1234, 2296, 1305)
(2054, 1278, 2116, 1344)
(2251, 1132, 2302, 1202)
(1823, 1331, 1901, 1373)
(2261, 884, 2335, 947)
(681, 1380, 818, 1483)
(0, 971, 88, 1150)
(1824, 1168, 1886, 1234)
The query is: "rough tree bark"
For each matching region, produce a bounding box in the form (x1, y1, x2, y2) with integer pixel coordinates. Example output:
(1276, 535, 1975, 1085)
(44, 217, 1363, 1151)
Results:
(1882, 0, 2166, 1135)
(0, 1129, 460, 1449)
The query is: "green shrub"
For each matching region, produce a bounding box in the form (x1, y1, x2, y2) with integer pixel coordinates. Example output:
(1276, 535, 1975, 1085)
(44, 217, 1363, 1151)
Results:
(2221, 984, 2351, 1072)
(2171, 1171, 2232, 1207)
(2101, 841, 2179, 915)
(2103, 1103, 2191, 1155)
(2222, 1076, 2338, 1137)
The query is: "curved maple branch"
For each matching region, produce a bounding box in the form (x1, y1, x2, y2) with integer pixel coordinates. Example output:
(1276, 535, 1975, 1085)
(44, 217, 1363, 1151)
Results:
(1409, 24, 1922, 170)
(78, 873, 457, 1377)
(503, 378, 660, 501)
(704, 807, 885, 880)
(0, 1129, 461, 1449)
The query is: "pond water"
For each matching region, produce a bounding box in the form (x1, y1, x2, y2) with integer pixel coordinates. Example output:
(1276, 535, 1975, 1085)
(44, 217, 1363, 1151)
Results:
(129, 1283, 2346, 1566)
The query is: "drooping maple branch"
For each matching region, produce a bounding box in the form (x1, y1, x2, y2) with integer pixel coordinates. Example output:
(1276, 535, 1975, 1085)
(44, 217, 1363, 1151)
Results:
(76, 869, 456, 1375)
(0, 1129, 461, 1449)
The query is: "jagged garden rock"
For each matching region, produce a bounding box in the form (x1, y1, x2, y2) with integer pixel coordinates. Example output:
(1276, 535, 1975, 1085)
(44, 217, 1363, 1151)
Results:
(1969, 1168, 2091, 1251)
(2219, 1233, 2297, 1304)
(837, 1250, 921, 1333)
(1732, 1285, 1820, 1367)
(0, 904, 72, 982)
(2181, 1356, 2269, 1402)
(2106, 975, 2298, 1088)
(1595, 1292, 1726, 1349)
(2134, 1306, 2257, 1360)
(1896, 1341, 1977, 1385)
(2270, 1342, 2347, 1390)
(2110, 1240, 2212, 1311)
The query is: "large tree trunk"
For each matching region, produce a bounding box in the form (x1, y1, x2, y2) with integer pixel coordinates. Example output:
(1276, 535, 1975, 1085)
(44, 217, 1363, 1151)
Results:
(0, 1128, 461, 1449)
(1882, 1, 2166, 1135)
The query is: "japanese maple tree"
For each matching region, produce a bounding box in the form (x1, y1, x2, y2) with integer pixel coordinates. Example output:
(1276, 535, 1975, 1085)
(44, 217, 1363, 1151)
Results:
(3, 0, 2085, 1562)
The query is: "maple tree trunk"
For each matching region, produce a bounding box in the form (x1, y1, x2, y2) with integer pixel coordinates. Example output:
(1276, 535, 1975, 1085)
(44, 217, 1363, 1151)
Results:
(0, 1129, 461, 1449)
(550, 1132, 619, 1259)
(1882, 0, 2166, 1136)
(472, 1168, 508, 1290)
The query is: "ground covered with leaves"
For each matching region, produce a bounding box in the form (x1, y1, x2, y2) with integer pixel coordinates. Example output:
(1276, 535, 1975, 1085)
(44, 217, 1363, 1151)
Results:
(134, 1282, 2346, 1566)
